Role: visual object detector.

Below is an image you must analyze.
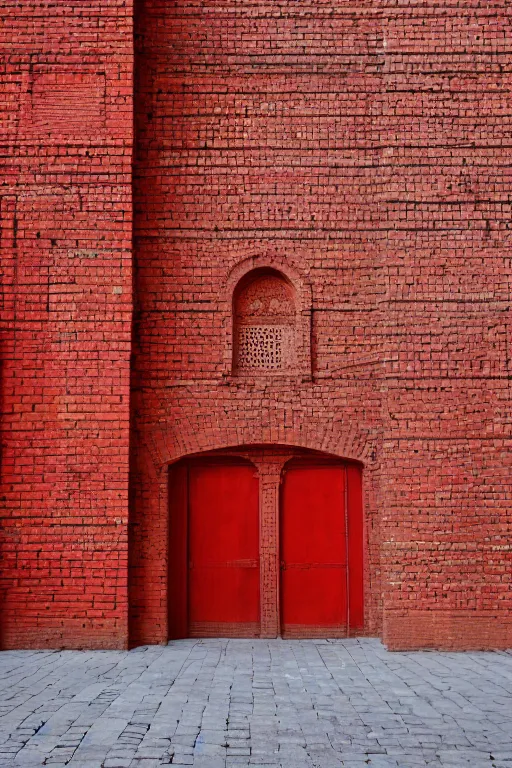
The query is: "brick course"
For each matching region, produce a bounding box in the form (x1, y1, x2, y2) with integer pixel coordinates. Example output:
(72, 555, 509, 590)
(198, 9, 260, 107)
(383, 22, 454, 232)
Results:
(1, 0, 511, 650)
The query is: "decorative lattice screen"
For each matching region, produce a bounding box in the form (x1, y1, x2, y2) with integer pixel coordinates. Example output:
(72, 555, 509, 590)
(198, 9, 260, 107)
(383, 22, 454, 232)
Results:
(233, 273, 296, 374)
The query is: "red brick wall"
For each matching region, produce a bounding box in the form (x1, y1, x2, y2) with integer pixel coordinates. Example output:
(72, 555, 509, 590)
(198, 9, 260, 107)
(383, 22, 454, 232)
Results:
(131, 0, 511, 650)
(2, 0, 511, 651)
(379, 0, 512, 649)
(0, 1, 133, 649)
(130, 0, 385, 646)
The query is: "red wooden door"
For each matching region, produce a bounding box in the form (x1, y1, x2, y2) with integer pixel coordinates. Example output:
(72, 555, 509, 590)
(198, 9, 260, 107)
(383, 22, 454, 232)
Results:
(169, 455, 363, 641)
(187, 461, 260, 637)
(280, 462, 362, 637)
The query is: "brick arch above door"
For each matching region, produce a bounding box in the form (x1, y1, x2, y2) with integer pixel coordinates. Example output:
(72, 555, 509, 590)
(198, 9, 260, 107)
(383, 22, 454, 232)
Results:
(142, 413, 375, 470)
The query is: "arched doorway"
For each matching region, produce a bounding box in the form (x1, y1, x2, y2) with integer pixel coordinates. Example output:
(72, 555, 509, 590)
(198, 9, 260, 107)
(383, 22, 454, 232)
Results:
(168, 448, 364, 639)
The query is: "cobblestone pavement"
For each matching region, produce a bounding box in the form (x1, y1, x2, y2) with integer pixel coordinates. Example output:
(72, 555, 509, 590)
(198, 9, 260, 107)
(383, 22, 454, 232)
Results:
(0, 639, 511, 768)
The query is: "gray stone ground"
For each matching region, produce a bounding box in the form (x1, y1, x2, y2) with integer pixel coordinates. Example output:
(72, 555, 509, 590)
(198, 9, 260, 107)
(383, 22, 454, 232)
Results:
(0, 639, 511, 768)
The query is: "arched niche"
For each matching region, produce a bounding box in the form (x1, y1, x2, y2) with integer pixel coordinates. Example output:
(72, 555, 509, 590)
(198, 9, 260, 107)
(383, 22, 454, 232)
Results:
(233, 269, 297, 375)
(220, 257, 312, 380)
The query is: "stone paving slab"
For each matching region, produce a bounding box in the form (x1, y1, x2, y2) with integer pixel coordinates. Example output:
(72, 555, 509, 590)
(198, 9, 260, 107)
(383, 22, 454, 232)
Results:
(0, 639, 511, 767)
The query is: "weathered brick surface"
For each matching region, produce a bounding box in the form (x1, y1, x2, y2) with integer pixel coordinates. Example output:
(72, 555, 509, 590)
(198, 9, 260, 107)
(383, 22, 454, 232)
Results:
(1, 0, 511, 650)
(130, 0, 512, 650)
(378, 0, 512, 649)
(0, 1, 133, 648)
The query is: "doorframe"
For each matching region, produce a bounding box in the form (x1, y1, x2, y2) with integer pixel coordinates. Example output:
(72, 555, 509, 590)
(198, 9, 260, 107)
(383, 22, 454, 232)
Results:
(168, 447, 365, 640)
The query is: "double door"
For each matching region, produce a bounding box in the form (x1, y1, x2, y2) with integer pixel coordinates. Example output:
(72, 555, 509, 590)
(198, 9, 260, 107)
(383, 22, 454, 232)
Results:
(168, 456, 363, 639)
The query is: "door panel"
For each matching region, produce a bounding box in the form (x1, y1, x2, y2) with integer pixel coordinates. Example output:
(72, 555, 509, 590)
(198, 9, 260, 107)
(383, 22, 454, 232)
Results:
(280, 464, 348, 637)
(188, 461, 260, 637)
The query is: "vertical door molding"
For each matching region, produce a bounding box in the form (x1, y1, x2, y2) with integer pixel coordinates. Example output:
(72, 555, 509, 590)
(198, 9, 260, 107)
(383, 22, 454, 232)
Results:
(251, 455, 291, 637)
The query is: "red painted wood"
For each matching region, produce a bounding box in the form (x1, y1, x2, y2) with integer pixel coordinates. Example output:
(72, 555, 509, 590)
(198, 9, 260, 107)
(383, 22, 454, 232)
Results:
(280, 463, 348, 634)
(188, 461, 260, 635)
(168, 463, 188, 639)
(347, 464, 365, 630)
